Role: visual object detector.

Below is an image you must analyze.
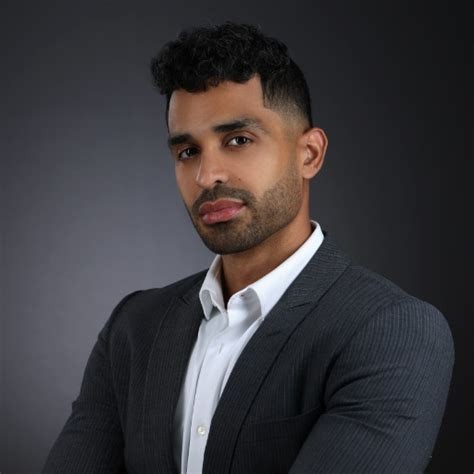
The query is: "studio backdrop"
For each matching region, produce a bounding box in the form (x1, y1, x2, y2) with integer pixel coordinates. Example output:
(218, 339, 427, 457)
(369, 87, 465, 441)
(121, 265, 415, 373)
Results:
(1, 2, 470, 473)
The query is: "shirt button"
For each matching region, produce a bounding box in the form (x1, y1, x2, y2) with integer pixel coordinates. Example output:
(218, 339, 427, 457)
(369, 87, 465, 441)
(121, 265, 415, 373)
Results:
(197, 425, 207, 436)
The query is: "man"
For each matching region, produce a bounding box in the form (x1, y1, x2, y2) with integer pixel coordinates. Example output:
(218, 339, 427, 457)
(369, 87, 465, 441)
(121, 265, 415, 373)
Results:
(43, 22, 454, 473)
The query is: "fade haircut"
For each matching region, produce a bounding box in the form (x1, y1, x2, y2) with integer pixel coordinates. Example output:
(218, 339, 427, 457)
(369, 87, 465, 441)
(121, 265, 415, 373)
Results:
(150, 22, 313, 128)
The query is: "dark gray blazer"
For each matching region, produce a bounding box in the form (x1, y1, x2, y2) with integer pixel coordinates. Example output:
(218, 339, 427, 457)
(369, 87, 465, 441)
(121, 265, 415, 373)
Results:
(42, 230, 454, 473)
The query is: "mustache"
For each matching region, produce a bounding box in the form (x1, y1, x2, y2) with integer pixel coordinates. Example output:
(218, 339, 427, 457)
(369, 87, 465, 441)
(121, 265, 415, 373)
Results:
(191, 184, 256, 216)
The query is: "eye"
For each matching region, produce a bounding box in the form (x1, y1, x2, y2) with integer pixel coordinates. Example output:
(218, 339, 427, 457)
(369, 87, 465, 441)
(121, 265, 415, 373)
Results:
(177, 147, 199, 161)
(227, 136, 252, 146)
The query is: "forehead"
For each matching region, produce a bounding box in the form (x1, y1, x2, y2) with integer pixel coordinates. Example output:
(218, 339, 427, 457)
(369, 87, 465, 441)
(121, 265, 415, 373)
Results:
(168, 76, 283, 134)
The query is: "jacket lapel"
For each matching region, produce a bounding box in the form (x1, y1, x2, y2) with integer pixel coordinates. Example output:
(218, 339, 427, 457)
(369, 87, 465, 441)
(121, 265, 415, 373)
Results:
(202, 231, 352, 473)
(142, 288, 204, 473)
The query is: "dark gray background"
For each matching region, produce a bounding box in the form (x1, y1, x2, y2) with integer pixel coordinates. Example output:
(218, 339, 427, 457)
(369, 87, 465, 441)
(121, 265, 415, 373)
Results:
(1, 1, 470, 473)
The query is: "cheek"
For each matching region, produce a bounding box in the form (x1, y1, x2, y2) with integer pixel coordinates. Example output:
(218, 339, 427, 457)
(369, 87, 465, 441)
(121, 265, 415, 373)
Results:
(245, 156, 289, 190)
(175, 169, 192, 201)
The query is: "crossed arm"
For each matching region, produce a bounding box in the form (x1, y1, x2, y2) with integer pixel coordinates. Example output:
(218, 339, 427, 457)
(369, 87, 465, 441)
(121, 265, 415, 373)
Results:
(42, 296, 454, 473)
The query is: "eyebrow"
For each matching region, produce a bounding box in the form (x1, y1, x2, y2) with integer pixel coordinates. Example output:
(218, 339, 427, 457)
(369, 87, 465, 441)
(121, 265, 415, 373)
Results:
(167, 117, 268, 149)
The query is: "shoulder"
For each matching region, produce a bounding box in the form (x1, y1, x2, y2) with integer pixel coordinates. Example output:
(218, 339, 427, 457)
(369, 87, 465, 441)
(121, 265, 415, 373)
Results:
(99, 269, 208, 340)
(124, 268, 207, 308)
(325, 263, 454, 361)
(327, 261, 435, 318)
(306, 256, 454, 365)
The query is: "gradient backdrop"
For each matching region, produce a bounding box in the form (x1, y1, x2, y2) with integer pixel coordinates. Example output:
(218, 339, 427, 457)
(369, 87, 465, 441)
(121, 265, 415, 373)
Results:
(2, 1, 470, 473)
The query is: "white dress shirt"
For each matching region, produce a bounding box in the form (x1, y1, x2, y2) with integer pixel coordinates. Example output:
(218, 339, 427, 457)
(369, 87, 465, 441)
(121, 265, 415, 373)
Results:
(172, 220, 324, 473)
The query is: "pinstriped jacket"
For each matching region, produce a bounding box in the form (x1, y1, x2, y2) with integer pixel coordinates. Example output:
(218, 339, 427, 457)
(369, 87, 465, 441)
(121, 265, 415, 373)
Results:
(42, 230, 454, 473)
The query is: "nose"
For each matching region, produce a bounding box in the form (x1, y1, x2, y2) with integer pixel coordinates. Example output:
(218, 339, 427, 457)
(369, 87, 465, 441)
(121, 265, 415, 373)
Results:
(195, 149, 229, 189)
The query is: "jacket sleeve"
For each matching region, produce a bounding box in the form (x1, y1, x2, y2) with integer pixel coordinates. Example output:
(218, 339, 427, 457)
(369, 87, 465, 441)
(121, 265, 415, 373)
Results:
(288, 298, 455, 474)
(42, 291, 142, 474)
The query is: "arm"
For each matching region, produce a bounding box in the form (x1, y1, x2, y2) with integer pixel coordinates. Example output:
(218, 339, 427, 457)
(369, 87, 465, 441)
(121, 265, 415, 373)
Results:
(289, 298, 454, 474)
(42, 291, 141, 474)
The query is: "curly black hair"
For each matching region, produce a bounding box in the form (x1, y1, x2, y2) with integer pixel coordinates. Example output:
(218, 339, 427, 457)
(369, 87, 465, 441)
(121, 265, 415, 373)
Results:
(150, 22, 313, 128)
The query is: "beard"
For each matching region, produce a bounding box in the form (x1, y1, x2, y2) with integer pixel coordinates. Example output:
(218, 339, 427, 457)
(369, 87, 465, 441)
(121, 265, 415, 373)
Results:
(184, 158, 303, 255)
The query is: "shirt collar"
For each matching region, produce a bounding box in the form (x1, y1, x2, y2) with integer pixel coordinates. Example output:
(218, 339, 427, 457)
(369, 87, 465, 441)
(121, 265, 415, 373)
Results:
(199, 254, 227, 319)
(199, 220, 324, 320)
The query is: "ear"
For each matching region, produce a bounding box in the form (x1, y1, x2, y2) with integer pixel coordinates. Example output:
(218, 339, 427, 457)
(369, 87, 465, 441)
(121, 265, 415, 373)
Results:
(297, 127, 328, 179)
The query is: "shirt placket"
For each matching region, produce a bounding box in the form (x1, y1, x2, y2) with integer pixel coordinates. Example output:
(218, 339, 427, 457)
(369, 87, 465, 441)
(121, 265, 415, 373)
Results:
(186, 296, 250, 473)
(186, 311, 229, 472)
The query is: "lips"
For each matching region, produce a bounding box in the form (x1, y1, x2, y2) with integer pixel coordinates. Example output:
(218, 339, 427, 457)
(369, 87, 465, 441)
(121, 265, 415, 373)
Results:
(198, 199, 245, 225)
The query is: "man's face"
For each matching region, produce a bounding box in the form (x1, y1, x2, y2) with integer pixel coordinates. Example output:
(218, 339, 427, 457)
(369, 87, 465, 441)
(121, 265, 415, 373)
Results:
(167, 75, 306, 255)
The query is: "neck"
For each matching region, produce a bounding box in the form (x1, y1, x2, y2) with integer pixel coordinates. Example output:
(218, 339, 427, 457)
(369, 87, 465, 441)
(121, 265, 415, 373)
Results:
(219, 214, 312, 305)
